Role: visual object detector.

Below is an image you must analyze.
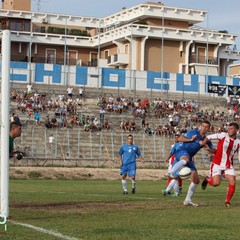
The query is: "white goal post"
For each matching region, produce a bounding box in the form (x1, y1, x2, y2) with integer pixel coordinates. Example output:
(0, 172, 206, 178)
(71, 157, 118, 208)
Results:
(1, 30, 11, 217)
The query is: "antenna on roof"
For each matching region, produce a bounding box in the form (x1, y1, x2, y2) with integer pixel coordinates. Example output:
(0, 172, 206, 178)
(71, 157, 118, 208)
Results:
(35, 0, 48, 12)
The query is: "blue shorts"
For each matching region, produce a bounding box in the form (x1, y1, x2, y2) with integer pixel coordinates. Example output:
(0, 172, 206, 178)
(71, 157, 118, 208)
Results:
(172, 150, 197, 177)
(174, 149, 190, 162)
(120, 164, 136, 177)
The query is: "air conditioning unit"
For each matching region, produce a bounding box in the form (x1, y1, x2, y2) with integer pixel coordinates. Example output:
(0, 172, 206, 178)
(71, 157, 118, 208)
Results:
(42, 18, 48, 24)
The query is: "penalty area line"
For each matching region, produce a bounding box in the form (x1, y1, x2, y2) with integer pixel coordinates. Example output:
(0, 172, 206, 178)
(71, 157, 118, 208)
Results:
(10, 221, 80, 240)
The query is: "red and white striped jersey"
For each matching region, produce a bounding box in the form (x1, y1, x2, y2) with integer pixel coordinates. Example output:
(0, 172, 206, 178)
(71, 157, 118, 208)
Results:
(206, 132, 240, 168)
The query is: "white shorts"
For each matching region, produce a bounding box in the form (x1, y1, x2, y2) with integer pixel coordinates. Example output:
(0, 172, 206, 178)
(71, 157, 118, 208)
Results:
(210, 163, 235, 177)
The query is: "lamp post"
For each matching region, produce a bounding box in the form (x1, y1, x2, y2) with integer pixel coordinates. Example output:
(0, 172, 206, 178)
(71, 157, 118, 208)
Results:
(205, 11, 209, 95)
(28, 13, 33, 84)
(97, 19, 101, 90)
(130, 22, 133, 94)
(161, 9, 165, 98)
(63, 17, 67, 86)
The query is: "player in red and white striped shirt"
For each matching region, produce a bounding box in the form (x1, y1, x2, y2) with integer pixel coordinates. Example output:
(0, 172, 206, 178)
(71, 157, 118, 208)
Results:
(200, 122, 240, 207)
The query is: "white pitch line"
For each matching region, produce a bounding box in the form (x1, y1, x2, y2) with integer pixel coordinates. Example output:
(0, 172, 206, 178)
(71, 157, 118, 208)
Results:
(11, 221, 80, 240)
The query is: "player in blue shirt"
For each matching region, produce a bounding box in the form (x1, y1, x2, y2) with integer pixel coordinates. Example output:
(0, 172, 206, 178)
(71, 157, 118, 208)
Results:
(119, 134, 144, 194)
(167, 120, 215, 206)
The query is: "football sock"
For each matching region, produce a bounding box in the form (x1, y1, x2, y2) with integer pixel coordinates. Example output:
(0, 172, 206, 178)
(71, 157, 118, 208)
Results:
(207, 177, 214, 186)
(225, 185, 235, 203)
(178, 178, 182, 188)
(185, 182, 198, 202)
(170, 160, 186, 174)
(122, 179, 127, 191)
(132, 180, 136, 189)
(173, 180, 179, 194)
(167, 178, 171, 186)
(166, 179, 176, 192)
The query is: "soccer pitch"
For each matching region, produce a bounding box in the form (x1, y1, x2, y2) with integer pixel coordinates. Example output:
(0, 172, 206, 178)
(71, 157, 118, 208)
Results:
(1, 179, 240, 240)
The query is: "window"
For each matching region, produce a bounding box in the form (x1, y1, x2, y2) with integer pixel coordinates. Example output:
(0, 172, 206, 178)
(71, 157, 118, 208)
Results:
(9, 21, 16, 30)
(24, 22, 30, 31)
(104, 50, 109, 59)
(40, 27, 46, 33)
(16, 22, 21, 31)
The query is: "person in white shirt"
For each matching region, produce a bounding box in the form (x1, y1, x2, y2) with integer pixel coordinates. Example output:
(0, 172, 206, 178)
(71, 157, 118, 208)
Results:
(79, 87, 84, 99)
(49, 134, 55, 150)
(67, 87, 73, 98)
(27, 84, 32, 94)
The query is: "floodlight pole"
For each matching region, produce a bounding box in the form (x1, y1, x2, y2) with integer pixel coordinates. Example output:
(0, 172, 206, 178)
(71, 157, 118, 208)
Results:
(1, 30, 11, 217)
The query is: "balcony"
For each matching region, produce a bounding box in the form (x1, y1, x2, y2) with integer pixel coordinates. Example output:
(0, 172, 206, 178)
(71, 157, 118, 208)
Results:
(189, 55, 218, 65)
(107, 53, 128, 66)
(10, 55, 78, 65)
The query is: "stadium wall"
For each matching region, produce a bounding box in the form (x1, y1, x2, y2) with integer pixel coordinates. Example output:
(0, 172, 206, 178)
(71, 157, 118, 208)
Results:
(2, 61, 240, 96)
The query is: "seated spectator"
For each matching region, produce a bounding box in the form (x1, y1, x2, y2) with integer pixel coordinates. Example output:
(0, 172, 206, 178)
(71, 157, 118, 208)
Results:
(69, 115, 75, 127)
(84, 122, 90, 131)
(155, 125, 163, 135)
(103, 119, 110, 130)
(93, 117, 100, 128)
(51, 116, 58, 128)
(61, 115, 68, 128)
(10, 113, 15, 123)
(108, 95, 114, 104)
(11, 89, 18, 99)
(45, 115, 51, 129)
(75, 116, 81, 126)
(144, 123, 152, 135)
(120, 120, 126, 131)
(129, 121, 136, 132)
(27, 108, 33, 121)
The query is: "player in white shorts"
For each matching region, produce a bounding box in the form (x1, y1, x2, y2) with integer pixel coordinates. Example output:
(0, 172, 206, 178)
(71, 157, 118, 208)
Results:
(200, 122, 240, 207)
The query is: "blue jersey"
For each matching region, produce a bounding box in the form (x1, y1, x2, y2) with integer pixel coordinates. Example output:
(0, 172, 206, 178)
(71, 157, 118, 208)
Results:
(171, 129, 214, 157)
(119, 144, 142, 165)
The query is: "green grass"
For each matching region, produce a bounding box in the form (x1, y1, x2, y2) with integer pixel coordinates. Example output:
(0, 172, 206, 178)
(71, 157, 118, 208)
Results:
(1, 179, 240, 239)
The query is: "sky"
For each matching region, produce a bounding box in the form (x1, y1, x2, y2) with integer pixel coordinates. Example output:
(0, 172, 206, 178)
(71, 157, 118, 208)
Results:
(32, 0, 240, 48)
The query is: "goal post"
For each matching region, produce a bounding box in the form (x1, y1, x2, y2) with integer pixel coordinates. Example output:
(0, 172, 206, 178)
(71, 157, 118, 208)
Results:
(1, 30, 11, 217)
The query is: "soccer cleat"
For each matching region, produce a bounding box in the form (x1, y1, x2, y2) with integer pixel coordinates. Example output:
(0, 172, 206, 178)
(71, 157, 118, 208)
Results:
(131, 188, 136, 194)
(162, 190, 171, 196)
(178, 189, 182, 195)
(123, 190, 128, 195)
(183, 200, 199, 207)
(225, 202, 231, 208)
(172, 192, 180, 197)
(201, 177, 208, 190)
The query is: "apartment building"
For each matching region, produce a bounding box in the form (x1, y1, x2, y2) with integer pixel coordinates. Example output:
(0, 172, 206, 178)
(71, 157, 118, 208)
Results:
(0, 0, 239, 77)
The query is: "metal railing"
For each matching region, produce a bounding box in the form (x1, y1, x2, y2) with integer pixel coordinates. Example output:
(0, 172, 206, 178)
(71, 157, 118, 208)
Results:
(12, 127, 229, 169)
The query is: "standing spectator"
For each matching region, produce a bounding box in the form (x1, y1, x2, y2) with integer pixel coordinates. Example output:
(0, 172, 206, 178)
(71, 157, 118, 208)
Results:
(200, 122, 240, 207)
(48, 134, 55, 150)
(79, 86, 84, 99)
(100, 107, 105, 129)
(26, 84, 32, 95)
(119, 134, 144, 194)
(34, 111, 40, 125)
(67, 86, 73, 98)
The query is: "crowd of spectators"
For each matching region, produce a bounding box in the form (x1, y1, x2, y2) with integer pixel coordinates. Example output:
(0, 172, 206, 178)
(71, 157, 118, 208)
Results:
(10, 84, 240, 137)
